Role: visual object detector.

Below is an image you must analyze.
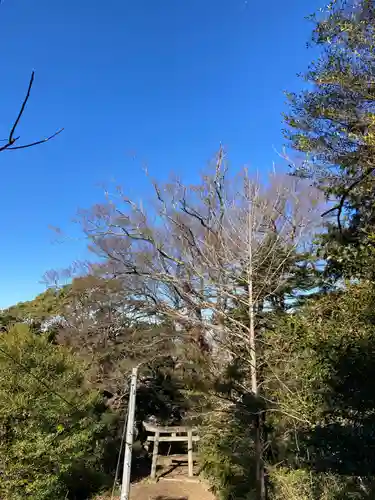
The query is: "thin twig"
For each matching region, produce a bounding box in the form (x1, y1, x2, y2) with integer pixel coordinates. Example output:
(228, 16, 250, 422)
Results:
(7, 128, 64, 150)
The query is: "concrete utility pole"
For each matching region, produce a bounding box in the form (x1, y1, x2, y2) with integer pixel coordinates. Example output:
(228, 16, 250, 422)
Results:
(120, 367, 138, 500)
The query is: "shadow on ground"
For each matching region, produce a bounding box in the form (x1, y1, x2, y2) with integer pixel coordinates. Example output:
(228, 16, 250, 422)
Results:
(153, 497, 188, 500)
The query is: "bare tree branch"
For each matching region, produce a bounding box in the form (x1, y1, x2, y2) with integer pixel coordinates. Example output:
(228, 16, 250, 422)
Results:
(0, 71, 63, 153)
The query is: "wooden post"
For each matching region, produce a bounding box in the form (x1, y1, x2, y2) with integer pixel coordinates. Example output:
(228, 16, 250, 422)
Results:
(187, 430, 193, 477)
(151, 430, 160, 479)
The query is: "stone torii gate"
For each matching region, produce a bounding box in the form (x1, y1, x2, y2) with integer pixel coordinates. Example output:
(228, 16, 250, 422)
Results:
(143, 421, 200, 479)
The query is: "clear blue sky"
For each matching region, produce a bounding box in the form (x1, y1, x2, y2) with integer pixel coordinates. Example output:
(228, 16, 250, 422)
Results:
(0, 0, 324, 308)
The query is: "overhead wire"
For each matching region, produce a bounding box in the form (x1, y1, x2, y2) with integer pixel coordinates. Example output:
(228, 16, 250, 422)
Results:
(111, 399, 130, 500)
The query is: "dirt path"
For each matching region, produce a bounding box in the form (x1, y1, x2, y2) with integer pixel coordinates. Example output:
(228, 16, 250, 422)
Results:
(99, 453, 216, 500)
(129, 478, 216, 500)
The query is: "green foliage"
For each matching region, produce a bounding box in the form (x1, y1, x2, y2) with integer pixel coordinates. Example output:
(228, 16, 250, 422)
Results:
(3, 287, 69, 323)
(198, 282, 375, 499)
(284, 0, 375, 278)
(268, 468, 352, 500)
(0, 324, 116, 500)
(264, 282, 375, 497)
(199, 405, 258, 500)
(280, 3, 375, 492)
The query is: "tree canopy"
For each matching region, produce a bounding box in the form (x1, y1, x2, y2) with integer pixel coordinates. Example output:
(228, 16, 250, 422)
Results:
(284, 0, 375, 279)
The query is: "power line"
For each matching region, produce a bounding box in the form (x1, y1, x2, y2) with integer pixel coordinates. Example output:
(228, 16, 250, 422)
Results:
(111, 403, 129, 500)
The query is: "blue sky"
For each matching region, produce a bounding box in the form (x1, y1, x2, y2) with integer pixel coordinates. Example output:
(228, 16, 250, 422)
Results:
(0, 0, 324, 308)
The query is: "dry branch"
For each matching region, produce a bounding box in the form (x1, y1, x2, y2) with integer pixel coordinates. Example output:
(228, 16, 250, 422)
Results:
(0, 71, 63, 153)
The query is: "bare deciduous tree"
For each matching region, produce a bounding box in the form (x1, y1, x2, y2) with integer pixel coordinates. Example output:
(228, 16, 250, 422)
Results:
(66, 148, 323, 498)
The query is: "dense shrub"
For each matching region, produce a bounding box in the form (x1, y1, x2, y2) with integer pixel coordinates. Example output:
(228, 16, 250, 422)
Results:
(198, 397, 258, 500)
(0, 324, 116, 499)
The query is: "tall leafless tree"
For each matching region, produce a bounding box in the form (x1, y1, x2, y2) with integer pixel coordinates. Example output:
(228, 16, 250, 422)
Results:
(69, 148, 323, 498)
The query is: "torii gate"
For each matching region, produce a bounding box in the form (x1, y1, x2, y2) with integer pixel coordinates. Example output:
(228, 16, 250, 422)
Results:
(143, 420, 200, 479)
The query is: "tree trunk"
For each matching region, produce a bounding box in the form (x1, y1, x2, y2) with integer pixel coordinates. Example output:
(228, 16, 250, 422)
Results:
(247, 202, 266, 500)
(255, 414, 266, 500)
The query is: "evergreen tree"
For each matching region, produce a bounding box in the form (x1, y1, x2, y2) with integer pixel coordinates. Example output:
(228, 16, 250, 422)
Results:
(0, 324, 115, 500)
(284, 0, 375, 279)
(264, 281, 375, 498)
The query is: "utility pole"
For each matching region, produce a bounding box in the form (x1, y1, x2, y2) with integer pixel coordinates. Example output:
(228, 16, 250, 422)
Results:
(120, 367, 138, 500)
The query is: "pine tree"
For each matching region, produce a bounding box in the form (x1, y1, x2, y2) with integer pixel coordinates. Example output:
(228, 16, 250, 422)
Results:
(284, 0, 375, 279)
